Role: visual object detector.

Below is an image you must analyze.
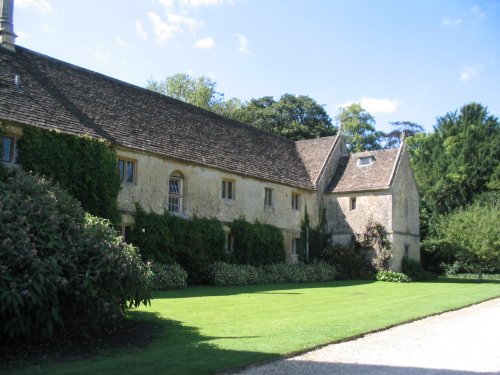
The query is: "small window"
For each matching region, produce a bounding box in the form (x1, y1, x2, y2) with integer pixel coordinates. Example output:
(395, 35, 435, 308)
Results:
(404, 245, 410, 258)
(291, 238, 299, 256)
(2, 135, 18, 164)
(358, 156, 374, 166)
(118, 158, 136, 183)
(222, 179, 235, 200)
(168, 172, 183, 213)
(116, 224, 133, 244)
(350, 197, 357, 211)
(264, 188, 273, 208)
(291, 193, 300, 210)
(224, 232, 235, 252)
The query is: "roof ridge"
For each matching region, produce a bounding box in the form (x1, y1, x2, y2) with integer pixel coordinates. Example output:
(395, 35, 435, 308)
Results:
(13, 46, 296, 145)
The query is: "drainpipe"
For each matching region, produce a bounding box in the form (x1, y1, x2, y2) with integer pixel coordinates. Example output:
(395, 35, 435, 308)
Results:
(305, 226, 309, 263)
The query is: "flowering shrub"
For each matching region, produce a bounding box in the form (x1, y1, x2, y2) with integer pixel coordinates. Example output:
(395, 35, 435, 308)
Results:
(0, 171, 150, 341)
(211, 260, 336, 286)
(375, 271, 411, 283)
(149, 263, 188, 290)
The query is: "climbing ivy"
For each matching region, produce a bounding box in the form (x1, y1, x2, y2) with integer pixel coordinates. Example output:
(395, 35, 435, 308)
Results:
(18, 127, 121, 223)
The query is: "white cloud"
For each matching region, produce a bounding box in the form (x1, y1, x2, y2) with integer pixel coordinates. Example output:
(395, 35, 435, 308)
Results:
(168, 13, 203, 35)
(147, 11, 203, 44)
(460, 66, 481, 81)
(337, 97, 399, 114)
(360, 97, 399, 114)
(157, 0, 175, 10)
(15, 0, 51, 11)
(148, 12, 180, 43)
(442, 16, 462, 27)
(114, 36, 129, 48)
(178, 0, 233, 8)
(135, 21, 148, 40)
(42, 23, 53, 32)
(194, 37, 215, 49)
(471, 5, 486, 21)
(235, 33, 250, 54)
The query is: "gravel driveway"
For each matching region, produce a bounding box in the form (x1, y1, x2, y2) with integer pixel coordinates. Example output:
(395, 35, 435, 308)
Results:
(231, 298, 500, 375)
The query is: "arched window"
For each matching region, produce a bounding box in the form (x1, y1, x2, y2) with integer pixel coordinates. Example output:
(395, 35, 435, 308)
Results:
(168, 171, 183, 213)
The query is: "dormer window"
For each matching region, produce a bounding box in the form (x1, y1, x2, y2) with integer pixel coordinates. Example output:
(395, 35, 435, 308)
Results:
(358, 156, 374, 166)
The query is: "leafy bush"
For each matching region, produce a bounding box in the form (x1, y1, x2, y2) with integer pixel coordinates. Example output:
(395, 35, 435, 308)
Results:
(443, 273, 500, 280)
(18, 127, 121, 223)
(132, 206, 226, 284)
(0, 171, 150, 341)
(229, 217, 285, 266)
(401, 256, 436, 281)
(148, 263, 188, 290)
(357, 221, 392, 272)
(376, 271, 411, 283)
(320, 244, 365, 279)
(210, 260, 336, 286)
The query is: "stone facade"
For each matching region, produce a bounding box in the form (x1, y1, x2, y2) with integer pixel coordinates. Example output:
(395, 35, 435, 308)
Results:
(1, 36, 421, 270)
(325, 147, 420, 271)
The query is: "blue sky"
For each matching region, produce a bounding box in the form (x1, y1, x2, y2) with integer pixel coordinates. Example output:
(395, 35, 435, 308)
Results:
(12, 0, 500, 132)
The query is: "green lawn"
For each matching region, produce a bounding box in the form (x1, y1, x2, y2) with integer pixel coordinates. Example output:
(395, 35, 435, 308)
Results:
(5, 279, 500, 375)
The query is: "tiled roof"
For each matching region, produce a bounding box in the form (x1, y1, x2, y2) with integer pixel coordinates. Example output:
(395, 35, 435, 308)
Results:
(295, 136, 338, 185)
(0, 46, 338, 190)
(326, 148, 401, 193)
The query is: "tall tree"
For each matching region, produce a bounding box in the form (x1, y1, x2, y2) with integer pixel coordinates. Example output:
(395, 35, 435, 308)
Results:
(235, 94, 336, 140)
(385, 121, 424, 148)
(146, 73, 223, 111)
(408, 102, 500, 214)
(336, 104, 385, 152)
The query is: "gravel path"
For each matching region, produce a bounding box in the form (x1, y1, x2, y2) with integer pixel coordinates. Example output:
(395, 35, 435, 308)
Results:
(232, 298, 500, 375)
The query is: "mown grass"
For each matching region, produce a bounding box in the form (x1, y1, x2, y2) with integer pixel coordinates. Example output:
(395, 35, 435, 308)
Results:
(6, 279, 500, 375)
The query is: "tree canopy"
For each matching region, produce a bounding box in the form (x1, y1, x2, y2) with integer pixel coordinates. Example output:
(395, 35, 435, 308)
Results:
(335, 104, 385, 152)
(146, 74, 336, 141)
(408, 102, 499, 214)
(146, 73, 223, 111)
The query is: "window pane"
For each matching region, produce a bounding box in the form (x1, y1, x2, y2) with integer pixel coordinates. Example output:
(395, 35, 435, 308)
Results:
(168, 196, 180, 212)
(118, 160, 124, 181)
(124, 226, 132, 243)
(126, 161, 134, 183)
(2, 137, 12, 163)
(169, 178, 181, 194)
(227, 182, 233, 199)
(222, 181, 226, 198)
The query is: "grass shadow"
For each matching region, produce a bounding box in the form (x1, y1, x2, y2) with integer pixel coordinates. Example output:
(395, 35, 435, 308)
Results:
(3, 310, 279, 375)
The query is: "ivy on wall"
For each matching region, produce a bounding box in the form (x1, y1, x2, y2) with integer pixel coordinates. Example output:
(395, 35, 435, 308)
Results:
(132, 205, 226, 284)
(18, 127, 121, 223)
(229, 217, 285, 266)
(132, 207, 286, 282)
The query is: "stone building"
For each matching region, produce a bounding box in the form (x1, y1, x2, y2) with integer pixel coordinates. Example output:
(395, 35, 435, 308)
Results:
(0, 0, 419, 270)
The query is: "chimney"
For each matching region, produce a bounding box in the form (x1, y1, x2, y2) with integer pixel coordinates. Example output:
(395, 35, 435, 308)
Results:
(0, 0, 16, 51)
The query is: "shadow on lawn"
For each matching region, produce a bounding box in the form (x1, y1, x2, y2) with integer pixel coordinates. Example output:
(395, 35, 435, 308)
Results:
(126, 310, 278, 375)
(3, 310, 278, 375)
(155, 280, 376, 299)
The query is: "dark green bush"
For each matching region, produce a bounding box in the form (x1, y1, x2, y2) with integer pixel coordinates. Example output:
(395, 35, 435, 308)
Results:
(401, 256, 436, 281)
(320, 244, 365, 279)
(210, 260, 336, 286)
(229, 217, 285, 266)
(132, 206, 225, 283)
(18, 127, 121, 223)
(0, 171, 150, 341)
(148, 263, 188, 290)
(375, 271, 411, 283)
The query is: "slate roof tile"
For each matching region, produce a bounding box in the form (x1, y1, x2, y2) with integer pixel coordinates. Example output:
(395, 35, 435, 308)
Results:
(327, 148, 401, 193)
(0, 46, 338, 190)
